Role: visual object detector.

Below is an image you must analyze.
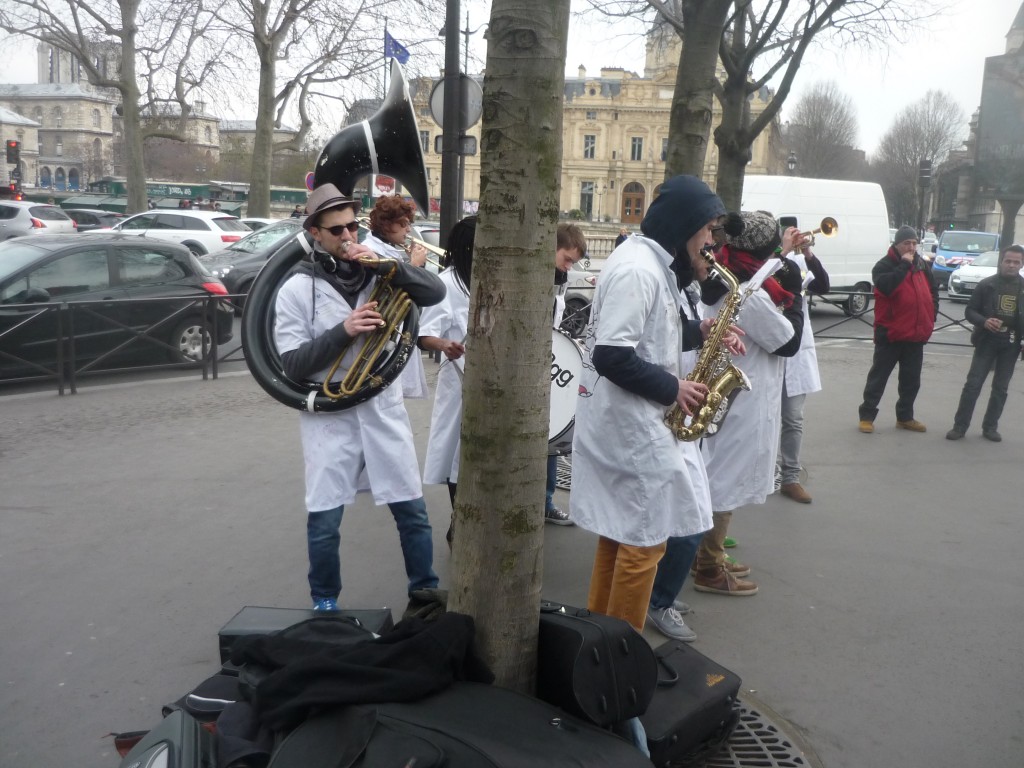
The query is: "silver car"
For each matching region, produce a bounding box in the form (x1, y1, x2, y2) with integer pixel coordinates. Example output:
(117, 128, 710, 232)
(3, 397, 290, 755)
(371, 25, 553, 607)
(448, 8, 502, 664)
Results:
(0, 201, 77, 240)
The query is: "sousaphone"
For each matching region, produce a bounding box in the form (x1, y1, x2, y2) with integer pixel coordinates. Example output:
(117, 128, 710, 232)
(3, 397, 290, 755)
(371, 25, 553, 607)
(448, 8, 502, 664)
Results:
(241, 60, 429, 412)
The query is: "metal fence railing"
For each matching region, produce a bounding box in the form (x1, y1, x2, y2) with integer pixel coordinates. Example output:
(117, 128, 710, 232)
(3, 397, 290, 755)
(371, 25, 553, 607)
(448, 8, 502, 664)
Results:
(0, 294, 243, 395)
(3, 289, 973, 396)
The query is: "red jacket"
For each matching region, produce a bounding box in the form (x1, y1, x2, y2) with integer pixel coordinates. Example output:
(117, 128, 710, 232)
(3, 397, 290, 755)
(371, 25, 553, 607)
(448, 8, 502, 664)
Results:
(872, 248, 938, 343)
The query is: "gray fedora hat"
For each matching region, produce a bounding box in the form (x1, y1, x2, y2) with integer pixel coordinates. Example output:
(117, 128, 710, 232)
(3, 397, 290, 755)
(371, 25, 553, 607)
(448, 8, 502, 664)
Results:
(303, 183, 359, 230)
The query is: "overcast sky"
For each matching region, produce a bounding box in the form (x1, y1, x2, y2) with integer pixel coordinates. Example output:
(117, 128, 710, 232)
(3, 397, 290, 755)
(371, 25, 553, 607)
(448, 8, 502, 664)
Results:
(1, 0, 1018, 157)
(559, 0, 1021, 155)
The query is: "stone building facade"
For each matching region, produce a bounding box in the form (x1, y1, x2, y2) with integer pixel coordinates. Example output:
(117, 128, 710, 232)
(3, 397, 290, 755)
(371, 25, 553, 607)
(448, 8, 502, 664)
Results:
(409, 24, 783, 223)
(0, 82, 117, 191)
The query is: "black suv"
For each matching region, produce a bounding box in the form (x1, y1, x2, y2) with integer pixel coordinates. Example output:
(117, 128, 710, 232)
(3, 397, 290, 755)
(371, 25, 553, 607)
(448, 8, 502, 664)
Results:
(0, 234, 234, 379)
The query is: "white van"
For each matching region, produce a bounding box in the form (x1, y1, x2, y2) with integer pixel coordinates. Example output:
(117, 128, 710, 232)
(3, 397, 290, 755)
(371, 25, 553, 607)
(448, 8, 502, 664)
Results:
(741, 175, 891, 314)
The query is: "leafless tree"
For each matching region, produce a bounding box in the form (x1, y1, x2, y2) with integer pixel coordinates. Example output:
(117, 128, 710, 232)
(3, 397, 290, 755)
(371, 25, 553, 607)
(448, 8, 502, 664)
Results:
(448, 0, 571, 691)
(871, 88, 965, 227)
(714, 0, 931, 209)
(210, 0, 445, 216)
(0, 0, 223, 212)
(786, 79, 859, 178)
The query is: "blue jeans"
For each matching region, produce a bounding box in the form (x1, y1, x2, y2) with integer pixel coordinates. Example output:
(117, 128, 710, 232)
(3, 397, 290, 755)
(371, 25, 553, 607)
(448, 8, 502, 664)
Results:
(649, 533, 703, 610)
(307, 497, 439, 602)
(778, 380, 807, 485)
(545, 455, 558, 512)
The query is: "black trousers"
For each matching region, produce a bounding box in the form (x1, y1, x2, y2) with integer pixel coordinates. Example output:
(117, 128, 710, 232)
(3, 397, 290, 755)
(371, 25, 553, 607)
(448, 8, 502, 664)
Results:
(859, 340, 925, 422)
(952, 338, 1021, 432)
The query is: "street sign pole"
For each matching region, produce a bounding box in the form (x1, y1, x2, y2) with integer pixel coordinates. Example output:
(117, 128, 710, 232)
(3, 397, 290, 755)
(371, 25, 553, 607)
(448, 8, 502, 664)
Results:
(439, 0, 462, 247)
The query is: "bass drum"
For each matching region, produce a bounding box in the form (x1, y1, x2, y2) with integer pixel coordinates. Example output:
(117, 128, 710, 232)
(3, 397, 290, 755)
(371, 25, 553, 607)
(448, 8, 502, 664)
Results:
(549, 329, 583, 455)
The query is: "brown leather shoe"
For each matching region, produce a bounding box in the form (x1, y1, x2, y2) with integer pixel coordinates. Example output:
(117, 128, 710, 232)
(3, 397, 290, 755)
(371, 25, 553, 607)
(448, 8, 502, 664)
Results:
(693, 566, 759, 596)
(896, 419, 927, 432)
(780, 482, 812, 504)
(691, 557, 750, 578)
(858, 420, 874, 433)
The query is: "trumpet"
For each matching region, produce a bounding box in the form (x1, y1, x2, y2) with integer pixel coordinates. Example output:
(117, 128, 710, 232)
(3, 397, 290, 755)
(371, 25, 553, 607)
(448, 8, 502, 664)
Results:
(404, 234, 446, 269)
(356, 216, 445, 269)
(797, 217, 838, 246)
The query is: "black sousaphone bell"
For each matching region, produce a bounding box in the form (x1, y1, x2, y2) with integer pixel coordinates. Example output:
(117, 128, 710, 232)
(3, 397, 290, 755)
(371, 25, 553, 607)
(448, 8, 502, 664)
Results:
(313, 59, 429, 213)
(241, 60, 430, 413)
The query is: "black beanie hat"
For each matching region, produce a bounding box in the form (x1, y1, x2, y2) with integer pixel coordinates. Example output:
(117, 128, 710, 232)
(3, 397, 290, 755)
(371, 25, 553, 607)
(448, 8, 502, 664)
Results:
(641, 175, 726, 255)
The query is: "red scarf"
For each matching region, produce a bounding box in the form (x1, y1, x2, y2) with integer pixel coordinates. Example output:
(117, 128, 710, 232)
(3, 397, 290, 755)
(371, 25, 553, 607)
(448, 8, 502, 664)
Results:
(718, 245, 794, 309)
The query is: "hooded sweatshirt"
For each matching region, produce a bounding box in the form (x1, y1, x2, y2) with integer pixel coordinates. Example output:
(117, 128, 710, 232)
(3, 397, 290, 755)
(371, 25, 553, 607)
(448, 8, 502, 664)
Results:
(591, 175, 726, 405)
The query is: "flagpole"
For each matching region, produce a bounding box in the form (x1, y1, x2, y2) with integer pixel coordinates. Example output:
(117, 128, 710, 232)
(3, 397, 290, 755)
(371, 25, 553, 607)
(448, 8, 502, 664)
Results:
(382, 18, 388, 99)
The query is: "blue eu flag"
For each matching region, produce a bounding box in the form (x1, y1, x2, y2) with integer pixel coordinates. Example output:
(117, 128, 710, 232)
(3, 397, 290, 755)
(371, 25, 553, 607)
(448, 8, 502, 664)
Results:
(384, 32, 410, 65)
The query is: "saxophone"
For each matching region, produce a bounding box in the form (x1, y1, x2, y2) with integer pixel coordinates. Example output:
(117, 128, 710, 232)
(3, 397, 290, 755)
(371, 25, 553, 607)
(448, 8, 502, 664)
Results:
(664, 248, 752, 442)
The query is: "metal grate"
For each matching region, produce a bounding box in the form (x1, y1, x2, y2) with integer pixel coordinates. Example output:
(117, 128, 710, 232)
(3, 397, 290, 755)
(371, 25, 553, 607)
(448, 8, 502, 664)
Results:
(703, 698, 818, 768)
(555, 454, 572, 490)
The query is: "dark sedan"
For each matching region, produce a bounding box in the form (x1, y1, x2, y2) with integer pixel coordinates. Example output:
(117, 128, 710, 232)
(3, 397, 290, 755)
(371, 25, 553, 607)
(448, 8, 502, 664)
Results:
(64, 208, 125, 232)
(0, 235, 233, 380)
(202, 218, 304, 311)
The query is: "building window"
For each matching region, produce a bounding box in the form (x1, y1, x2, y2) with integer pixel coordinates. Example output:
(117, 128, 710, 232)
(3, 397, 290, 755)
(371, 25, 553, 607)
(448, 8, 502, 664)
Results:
(54, 107, 63, 128)
(661, 138, 669, 162)
(204, 126, 212, 142)
(34, 106, 43, 124)
(583, 134, 596, 160)
(419, 130, 430, 154)
(56, 136, 64, 156)
(580, 181, 595, 220)
(92, 109, 101, 128)
(630, 137, 643, 162)
(585, 110, 597, 120)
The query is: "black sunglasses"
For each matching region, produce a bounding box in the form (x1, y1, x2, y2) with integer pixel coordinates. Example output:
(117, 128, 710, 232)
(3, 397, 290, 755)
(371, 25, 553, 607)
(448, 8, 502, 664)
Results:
(320, 221, 360, 236)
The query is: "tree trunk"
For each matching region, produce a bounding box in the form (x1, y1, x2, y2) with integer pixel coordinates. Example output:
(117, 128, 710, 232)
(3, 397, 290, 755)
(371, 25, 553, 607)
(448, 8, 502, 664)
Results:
(248, 47, 277, 217)
(447, 0, 570, 692)
(664, 0, 731, 179)
(119, 2, 146, 214)
(713, 78, 753, 211)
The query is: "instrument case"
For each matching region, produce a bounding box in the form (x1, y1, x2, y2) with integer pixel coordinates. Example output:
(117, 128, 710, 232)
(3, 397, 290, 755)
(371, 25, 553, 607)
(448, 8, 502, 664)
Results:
(535, 600, 657, 727)
(217, 605, 394, 665)
(268, 681, 653, 768)
(639, 641, 742, 767)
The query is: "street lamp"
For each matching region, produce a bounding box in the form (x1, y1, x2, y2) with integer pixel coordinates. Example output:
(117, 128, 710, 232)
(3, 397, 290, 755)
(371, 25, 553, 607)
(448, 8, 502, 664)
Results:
(786, 151, 798, 175)
(595, 184, 607, 222)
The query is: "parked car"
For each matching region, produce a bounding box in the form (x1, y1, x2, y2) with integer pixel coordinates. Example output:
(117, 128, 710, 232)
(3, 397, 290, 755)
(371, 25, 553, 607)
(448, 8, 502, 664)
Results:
(946, 250, 1022, 302)
(931, 230, 1001, 288)
(202, 219, 305, 310)
(0, 234, 233, 379)
(105, 210, 251, 255)
(0, 201, 77, 240)
(239, 217, 278, 231)
(559, 262, 598, 338)
(64, 208, 124, 232)
(413, 223, 441, 248)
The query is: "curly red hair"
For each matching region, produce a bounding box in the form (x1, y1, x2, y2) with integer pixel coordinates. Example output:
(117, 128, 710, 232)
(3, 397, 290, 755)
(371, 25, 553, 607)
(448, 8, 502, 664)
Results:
(369, 195, 417, 232)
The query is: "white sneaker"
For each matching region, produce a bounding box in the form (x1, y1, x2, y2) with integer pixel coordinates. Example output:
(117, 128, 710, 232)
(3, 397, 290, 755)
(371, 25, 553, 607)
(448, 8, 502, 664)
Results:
(646, 606, 697, 642)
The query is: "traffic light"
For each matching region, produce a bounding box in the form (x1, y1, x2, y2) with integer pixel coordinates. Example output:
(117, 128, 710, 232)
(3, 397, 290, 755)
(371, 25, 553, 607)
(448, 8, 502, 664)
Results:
(918, 158, 932, 187)
(5, 139, 19, 165)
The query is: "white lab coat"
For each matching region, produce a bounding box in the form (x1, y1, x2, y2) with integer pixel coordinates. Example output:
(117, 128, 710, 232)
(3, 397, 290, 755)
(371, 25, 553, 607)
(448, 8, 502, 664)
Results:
(701, 285, 795, 511)
(363, 232, 429, 400)
(570, 237, 712, 547)
(420, 269, 471, 484)
(274, 272, 423, 511)
(782, 253, 822, 397)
